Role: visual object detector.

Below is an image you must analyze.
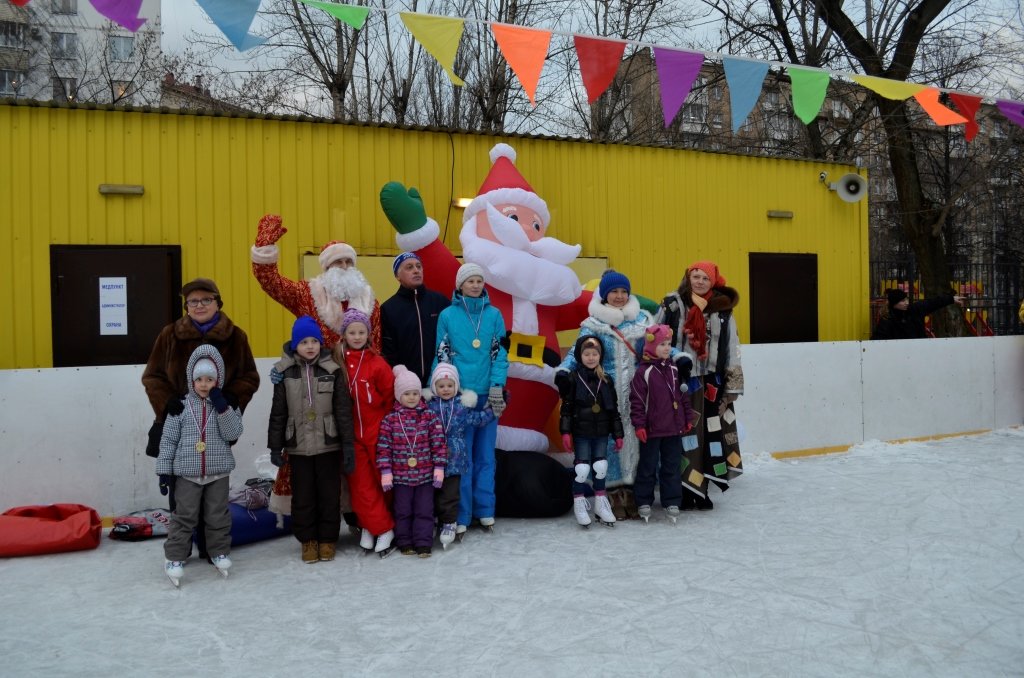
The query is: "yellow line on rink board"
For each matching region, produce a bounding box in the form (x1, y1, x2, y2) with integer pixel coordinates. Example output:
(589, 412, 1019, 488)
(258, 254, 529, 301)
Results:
(771, 428, 998, 460)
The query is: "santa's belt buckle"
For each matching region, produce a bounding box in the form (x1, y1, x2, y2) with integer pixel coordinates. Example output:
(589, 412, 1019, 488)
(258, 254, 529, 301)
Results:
(507, 332, 546, 367)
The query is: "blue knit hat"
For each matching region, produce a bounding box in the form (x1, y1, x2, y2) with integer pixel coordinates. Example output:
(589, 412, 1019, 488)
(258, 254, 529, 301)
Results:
(392, 251, 421, 276)
(598, 270, 631, 301)
(291, 315, 323, 351)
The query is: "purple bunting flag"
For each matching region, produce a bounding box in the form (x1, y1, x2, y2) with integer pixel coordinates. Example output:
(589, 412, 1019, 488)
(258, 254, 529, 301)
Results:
(89, 0, 146, 32)
(652, 48, 705, 128)
(996, 99, 1024, 129)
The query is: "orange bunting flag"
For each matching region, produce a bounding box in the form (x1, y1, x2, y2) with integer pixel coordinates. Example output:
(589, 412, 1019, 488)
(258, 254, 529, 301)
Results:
(491, 23, 551, 106)
(948, 93, 983, 141)
(400, 12, 466, 86)
(573, 35, 627, 104)
(913, 88, 968, 127)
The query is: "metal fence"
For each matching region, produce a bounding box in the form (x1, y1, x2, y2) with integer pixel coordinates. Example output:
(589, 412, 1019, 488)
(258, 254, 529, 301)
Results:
(870, 260, 1024, 336)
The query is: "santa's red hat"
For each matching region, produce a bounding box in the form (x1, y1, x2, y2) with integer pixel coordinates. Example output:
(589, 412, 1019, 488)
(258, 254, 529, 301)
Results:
(463, 143, 550, 227)
(318, 240, 357, 270)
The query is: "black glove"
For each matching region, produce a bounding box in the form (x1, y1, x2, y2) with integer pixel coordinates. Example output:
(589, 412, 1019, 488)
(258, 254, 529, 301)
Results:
(270, 450, 285, 468)
(554, 370, 571, 398)
(164, 397, 184, 417)
(222, 389, 240, 409)
(674, 354, 693, 381)
(209, 387, 229, 414)
(159, 474, 173, 496)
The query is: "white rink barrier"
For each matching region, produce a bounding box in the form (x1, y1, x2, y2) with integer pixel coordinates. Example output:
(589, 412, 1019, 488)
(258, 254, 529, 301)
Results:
(1, 337, 1022, 516)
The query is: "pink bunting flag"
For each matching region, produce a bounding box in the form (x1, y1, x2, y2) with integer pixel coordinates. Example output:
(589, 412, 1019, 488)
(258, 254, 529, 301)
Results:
(652, 48, 704, 127)
(948, 93, 982, 141)
(89, 0, 147, 32)
(996, 100, 1024, 129)
(574, 35, 627, 104)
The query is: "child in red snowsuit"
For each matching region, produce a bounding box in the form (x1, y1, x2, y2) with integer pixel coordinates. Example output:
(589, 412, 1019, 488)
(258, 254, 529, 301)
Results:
(333, 308, 396, 556)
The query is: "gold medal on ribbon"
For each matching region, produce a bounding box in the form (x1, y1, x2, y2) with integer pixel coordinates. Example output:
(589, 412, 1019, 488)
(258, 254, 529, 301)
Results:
(195, 441, 206, 453)
(306, 410, 317, 422)
(407, 457, 418, 468)
(472, 338, 481, 349)
(673, 402, 679, 410)
(591, 403, 601, 414)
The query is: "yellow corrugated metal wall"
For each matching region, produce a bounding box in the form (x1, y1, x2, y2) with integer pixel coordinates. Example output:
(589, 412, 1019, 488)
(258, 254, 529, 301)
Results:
(0, 103, 868, 368)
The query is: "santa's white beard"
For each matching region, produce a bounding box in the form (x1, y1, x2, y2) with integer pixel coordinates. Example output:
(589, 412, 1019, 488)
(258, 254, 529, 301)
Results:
(322, 266, 371, 302)
(461, 210, 582, 306)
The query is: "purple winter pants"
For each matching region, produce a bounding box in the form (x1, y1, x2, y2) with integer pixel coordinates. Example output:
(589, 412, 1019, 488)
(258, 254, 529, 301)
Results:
(393, 482, 435, 548)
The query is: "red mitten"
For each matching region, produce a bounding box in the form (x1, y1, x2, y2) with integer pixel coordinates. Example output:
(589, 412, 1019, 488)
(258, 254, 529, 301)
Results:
(255, 214, 287, 247)
(561, 434, 573, 453)
(614, 438, 624, 451)
(635, 428, 648, 443)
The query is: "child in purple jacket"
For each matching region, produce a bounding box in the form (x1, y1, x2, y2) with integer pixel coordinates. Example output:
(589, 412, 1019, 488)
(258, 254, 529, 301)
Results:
(377, 365, 448, 557)
(629, 324, 695, 524)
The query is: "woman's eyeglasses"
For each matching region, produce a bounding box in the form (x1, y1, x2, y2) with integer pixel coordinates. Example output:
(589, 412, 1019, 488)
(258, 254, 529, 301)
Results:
(185, 297, 217, 308)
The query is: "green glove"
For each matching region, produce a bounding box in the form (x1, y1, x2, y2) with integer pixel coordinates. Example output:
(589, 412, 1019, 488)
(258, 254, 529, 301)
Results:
(379, 182, 427, 235)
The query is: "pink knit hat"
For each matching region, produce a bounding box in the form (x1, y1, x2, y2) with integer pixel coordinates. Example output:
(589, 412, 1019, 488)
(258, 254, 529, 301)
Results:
(393, 365, 422, 400)
(642, 324, 673, 358)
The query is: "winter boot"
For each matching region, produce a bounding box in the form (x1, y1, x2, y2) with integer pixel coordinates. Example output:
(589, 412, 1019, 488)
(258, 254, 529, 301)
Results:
(608, 489, 628, 521)
(593, 493, 616, 526)
(665, 506, 680, 524)
(211, 554, 232, 577)
(622, 488, 640, 520)
(165, 559, 185, 587)
(573, 496, 592, 527)
(400, 546, 416, 556)
(680, 492, 696, 511)
(301, 540, 319, 564)
(638, 505, 652, 523)
(416, 546, 432, 558)
(439, 523, 457, 550)
(318, 543, 336, 562)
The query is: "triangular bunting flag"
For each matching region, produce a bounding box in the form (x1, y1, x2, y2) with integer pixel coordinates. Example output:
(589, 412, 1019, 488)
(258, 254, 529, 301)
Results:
(195, 0, 265, 52)
(400, 13, 466, 86)
(913, 88, 968, 126)
(573, 35, 627, 104)
(850, 75, 925, 100)
(491, 23, 551, 106)
(652, 48, 704, 127)
(996, 100, 1024, 129)
(949, 93, 983, 141)
(10, 0, 30, 5)
(89, 0, 146, 31)
(295, 0, 370, 30)
(723, 57, 769, 134)
(787, 67, 829, 124)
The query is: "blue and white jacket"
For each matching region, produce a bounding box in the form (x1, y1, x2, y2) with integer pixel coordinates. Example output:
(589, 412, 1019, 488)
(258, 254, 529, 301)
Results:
(424, 390, 495, 475)
(433, 289, 508, 395)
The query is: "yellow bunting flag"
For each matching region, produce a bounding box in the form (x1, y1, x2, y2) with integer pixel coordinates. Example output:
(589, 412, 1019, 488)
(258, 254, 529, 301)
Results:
(400, 12, 466, 86)
(913, 88, 968, 126)
(491, 23, 551, 106)
(850, 75, 926, 100)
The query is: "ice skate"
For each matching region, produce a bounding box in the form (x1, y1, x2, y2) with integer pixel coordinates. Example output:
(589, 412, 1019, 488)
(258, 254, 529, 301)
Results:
(573, 496, 592, 528)
(479, 516, 495, 534)
(638, 505, 652, 523)
(374, 529, 396, 559)
(455, 524, 468, 543)
(165, 560, 184, 588)
(593, 494, 617, 527)
(665, 506, 680, 524)
(211, 554, 231, 577)
(359, 528, 375, 554)
(439, 523, 456, 550)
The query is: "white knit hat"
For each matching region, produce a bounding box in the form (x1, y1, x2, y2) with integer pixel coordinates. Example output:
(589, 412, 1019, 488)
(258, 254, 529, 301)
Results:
(192, 358, 218, 381)
(430, 363, 461, 397)
(455, 263, 485, 292)
(318, 240, 358, 270)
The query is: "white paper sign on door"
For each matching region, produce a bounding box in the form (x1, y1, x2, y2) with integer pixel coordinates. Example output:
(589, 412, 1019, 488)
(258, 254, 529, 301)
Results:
(99, 277, 128, 336)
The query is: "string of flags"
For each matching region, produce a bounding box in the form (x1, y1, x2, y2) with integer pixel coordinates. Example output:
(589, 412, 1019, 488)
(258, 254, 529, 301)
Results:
(13, 0, 1023, 136)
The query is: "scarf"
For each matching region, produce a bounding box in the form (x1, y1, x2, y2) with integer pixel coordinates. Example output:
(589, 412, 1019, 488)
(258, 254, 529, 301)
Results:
(684, 292, 712, 360)
(192, 312, 221, 336)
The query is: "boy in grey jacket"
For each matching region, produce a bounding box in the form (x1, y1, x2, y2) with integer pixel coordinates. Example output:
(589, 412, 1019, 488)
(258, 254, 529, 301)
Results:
(157, 344, 243, 585)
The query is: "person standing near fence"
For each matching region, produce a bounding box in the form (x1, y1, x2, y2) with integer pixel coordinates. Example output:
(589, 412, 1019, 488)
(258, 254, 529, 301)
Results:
(871, 289, 965, 340)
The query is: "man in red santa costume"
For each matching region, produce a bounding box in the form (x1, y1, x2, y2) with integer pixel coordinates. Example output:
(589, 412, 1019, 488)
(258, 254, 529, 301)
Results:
(380, 143, 592, 467)
(251, 214, 381, 352)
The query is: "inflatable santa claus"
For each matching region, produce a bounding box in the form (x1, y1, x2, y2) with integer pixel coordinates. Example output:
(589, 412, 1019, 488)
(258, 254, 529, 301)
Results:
(380, 144, 593, 501)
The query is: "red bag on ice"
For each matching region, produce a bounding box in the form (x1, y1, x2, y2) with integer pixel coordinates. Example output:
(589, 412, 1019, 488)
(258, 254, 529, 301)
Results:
(0, 503, 102, 557)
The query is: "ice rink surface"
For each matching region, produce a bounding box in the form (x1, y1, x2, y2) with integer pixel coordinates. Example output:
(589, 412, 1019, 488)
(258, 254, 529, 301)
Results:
(2, 427, 1022, 677)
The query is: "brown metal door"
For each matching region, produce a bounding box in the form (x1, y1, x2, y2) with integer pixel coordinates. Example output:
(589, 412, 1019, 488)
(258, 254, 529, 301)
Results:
(748, 252, 818, 343)
(50, 245, 182, 367)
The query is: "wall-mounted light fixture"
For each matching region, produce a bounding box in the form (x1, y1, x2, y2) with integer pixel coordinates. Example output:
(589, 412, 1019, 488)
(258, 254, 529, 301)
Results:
(99, 184, 145, 196)
(451, 197, 472, 209)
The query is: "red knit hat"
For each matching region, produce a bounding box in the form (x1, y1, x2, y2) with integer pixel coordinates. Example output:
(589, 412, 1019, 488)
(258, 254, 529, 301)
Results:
(462, 143, 550, 227)
(689, 260, 726, 287)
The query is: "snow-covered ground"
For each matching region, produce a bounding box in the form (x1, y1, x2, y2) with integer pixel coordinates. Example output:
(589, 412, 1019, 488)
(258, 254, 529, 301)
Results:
(2, 428, 1023, 677)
